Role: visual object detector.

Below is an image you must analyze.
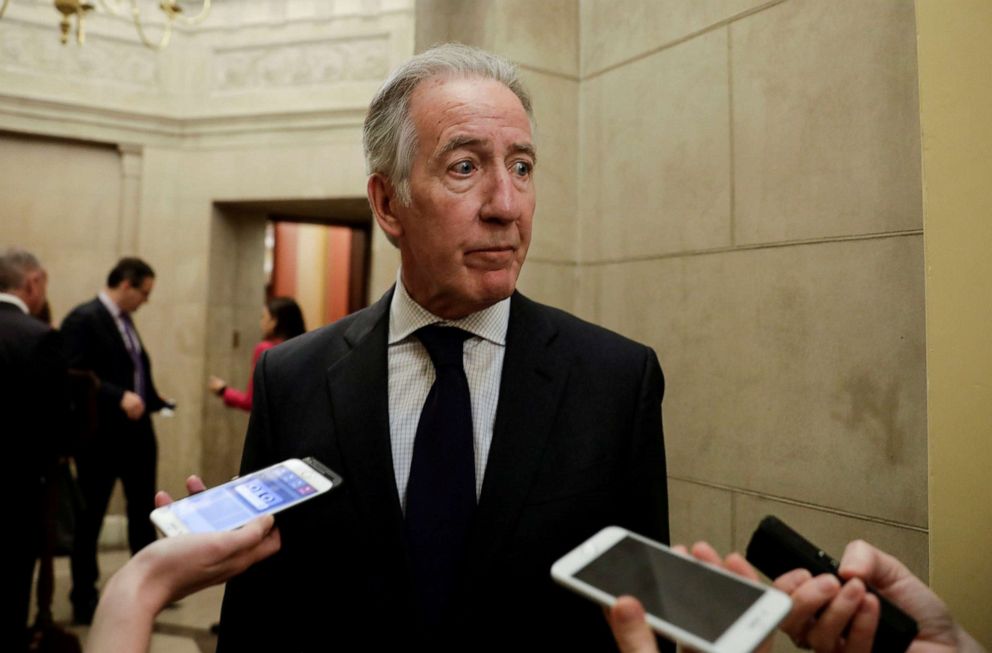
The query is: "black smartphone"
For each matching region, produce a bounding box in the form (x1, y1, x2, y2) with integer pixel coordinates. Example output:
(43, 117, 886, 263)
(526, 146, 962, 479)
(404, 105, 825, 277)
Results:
(745, 515, 918, 653)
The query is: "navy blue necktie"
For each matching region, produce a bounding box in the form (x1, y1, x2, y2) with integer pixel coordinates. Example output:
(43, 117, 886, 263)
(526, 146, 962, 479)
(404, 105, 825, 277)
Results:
(405, 325, 476, 632)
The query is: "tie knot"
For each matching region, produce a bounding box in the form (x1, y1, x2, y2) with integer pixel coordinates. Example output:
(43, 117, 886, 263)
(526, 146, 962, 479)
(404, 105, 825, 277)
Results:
(415, 325, 470, 370)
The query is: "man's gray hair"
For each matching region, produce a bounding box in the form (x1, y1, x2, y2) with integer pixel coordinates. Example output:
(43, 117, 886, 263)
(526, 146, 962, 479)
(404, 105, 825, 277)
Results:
(0, 247, 42, 293)
(363, 43, 534, 207)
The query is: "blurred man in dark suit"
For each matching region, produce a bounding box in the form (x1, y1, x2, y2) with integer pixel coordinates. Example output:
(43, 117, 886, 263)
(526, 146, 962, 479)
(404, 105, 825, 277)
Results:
(0, 247, 67, 649)
(61, 257, 171, 624)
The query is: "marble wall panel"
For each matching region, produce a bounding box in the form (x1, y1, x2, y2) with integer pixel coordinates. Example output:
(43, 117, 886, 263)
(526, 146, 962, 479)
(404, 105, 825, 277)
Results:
(519, 69, 579, 264)
(369, 229, 401, 300)
(201, 208, 267, 485)
(418, 0, 578, 77)
(732, 0, 922, 244)
(733, 495, 928, 582)
(516, 260, 577, 314)
(190, 137, 368, 201)
(580, 235, 926, 526)
(580, 29, 731, 262)
(414, 0, 450, 52)
(580, 0, 770, 77)
(148, 301, 209, 499)
(668, 479, 734, 553)
(0, 132, 122, 323)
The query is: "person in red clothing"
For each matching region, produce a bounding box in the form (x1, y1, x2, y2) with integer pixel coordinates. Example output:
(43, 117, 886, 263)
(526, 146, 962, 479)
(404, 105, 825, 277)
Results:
(208, 296, 305, 411)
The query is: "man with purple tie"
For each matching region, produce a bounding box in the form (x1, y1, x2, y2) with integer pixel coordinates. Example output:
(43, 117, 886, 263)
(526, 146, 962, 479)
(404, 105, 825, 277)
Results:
(61, 257, 171, 625)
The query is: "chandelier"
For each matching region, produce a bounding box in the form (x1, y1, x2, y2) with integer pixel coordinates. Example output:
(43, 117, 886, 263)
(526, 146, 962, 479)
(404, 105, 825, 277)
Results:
(0, 0, 211, 50)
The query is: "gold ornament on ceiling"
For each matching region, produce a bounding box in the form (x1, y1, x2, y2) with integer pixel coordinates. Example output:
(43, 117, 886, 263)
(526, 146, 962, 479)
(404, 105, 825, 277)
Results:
(0, 0, 211, 49)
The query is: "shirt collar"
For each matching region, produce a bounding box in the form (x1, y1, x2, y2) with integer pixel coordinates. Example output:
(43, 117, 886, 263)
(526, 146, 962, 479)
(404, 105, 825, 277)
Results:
(388, 269, 510, 346)
(98, 291, 123, 319)
(0, 293, 29, 314)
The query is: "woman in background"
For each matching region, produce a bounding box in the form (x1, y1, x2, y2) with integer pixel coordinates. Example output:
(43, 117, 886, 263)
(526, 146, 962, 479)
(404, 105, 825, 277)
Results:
(207, 296, 305, 411)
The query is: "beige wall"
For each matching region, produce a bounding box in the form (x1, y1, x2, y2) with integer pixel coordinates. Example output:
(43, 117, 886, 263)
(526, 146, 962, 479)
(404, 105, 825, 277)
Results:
(917, 0, 992, 644)
(203, 206, 268, 487)
(580, 0, 927, 587)
(427, 1, 928, 604)
(0, 132, 123, 323)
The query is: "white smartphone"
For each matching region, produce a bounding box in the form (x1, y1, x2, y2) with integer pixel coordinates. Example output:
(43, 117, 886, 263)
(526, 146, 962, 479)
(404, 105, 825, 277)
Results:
(150, 457, 342, 536)
(551, 526, 792, 653)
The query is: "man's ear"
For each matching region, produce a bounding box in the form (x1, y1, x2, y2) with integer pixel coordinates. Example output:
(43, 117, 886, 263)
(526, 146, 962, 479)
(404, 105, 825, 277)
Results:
(367, 173, 403, 242)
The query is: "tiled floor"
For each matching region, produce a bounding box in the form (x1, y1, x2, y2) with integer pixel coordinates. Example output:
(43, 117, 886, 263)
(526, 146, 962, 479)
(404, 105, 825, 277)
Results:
(32, 549, 224, 653)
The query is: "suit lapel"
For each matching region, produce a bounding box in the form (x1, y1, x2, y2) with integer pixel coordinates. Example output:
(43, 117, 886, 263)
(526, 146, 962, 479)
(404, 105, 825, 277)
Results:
(324, 290, 408, 559)
(466, 292, 570, 572)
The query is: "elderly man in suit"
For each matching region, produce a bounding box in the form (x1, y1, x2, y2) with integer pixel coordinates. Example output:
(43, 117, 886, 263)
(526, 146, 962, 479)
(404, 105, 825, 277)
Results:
(218, 44, 669, 652)
(61, 257, 171, 625)
(0, 248, 67, 649)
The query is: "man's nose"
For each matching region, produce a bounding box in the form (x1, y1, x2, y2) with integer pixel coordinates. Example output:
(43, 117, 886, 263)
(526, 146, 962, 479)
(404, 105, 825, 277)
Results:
(480, 166, 521, 223)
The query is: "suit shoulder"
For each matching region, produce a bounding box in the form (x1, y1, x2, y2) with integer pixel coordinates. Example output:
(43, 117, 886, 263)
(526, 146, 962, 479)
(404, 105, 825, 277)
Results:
(61, 298, 103, 326)
(0, 307, 50, 340)
(260, 302, 384, 372)
(523, 296, 654, 359)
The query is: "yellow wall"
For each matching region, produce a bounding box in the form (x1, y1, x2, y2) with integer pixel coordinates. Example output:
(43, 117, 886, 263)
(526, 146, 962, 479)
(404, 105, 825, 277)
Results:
(917, 0, 992, 645)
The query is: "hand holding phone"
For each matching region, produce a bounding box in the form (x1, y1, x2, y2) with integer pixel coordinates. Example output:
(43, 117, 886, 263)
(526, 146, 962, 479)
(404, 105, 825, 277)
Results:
(606, 542, 775, 653)
(150, 457, 342, 536)
(745, 516, 918, 653)
(552, 527, 791, 653)
(89, 510, 280, 653)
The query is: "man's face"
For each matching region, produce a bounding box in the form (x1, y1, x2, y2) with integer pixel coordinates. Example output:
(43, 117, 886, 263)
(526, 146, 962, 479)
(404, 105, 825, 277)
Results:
(386, 76, 536, 319)
(119, 276, 154, 313)
(23, 268, 47, 316)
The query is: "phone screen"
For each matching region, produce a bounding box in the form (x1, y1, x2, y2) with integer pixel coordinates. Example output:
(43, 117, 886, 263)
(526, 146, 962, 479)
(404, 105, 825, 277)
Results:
(167, 464, 321, 533)
(574, 535, 765, 643)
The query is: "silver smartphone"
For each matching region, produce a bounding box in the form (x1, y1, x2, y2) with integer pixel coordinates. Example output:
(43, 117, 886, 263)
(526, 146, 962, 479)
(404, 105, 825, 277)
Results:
(551, 526, 792, 653)
(150, 457, 342, 536)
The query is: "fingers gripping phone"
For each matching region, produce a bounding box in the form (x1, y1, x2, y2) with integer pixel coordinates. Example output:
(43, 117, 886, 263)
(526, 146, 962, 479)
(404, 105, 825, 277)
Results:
(150, 457, 342, 536)
(745, 516, 918, 653)
(552, 527, 792, 653)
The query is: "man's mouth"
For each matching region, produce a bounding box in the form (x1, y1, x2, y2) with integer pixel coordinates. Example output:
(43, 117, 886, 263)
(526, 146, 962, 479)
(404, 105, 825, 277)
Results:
(465, 246, 516, 266)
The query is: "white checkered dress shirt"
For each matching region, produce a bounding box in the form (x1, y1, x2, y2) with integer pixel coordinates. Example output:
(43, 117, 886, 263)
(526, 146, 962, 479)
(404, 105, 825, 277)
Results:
(388, 272, 509, 512)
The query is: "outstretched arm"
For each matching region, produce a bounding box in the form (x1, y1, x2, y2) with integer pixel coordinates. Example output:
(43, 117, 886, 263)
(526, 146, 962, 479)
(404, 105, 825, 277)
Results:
(86, 478, 281, 653)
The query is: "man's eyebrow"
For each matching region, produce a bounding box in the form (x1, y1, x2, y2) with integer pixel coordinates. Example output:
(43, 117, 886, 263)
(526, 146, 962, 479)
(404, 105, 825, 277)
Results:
(436, 135, 486, 160)
(434, 136, 537, 164)
(511, 142, 537, 164)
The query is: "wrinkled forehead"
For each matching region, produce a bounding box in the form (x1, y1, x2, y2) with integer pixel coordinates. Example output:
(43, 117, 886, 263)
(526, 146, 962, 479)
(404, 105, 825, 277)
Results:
(407, 76, 536, 158)
(409, 73, 535, 131)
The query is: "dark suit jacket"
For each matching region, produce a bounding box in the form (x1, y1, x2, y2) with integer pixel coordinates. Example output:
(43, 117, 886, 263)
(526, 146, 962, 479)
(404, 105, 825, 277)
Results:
(0, 301, 67, 511)
(218, 290, 669, 652)
(60, 297, 164, 434)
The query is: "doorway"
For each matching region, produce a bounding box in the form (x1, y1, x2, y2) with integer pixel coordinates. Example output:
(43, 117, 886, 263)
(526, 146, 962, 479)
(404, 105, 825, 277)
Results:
(202, 197, 372, 485)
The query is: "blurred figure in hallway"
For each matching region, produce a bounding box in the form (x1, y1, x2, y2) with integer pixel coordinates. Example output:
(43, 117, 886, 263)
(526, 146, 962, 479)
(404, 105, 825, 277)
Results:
(61, 257, 173, 625)
(0, 247, 69, 650)
(208, 296, 306, 411)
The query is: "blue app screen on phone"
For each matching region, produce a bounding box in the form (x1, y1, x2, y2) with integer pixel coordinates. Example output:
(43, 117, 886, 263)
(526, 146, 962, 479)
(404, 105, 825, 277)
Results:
(170, 465, 317, 533)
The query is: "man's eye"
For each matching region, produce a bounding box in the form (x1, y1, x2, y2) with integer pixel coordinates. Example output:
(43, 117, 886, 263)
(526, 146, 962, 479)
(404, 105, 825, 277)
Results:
(451, 161, 475, 175)
(511, 161, 532, 177)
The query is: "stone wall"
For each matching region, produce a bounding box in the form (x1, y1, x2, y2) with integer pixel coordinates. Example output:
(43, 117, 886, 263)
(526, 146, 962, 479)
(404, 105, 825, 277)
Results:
(427, 0, 928, 600)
